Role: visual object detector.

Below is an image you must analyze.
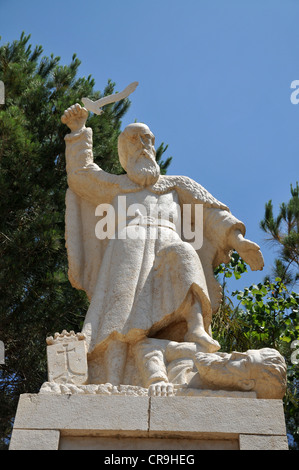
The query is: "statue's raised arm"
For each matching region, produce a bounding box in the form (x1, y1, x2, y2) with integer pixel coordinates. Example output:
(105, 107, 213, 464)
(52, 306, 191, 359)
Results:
(61, 103, 126, 207)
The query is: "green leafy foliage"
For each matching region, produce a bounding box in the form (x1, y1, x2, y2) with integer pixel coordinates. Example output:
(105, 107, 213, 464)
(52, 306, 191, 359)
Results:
(233, 279, 298, 348)
(232, 279, 299, 448)
(213, 255, 299, 449)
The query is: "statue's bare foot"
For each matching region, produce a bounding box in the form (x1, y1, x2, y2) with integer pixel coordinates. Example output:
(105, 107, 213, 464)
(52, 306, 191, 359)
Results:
(148, 381, 174, 397)
(184, 327, 220, 353)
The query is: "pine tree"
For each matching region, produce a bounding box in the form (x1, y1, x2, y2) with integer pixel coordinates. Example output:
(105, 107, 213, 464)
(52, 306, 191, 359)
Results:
(260, 182, 299, 286)
(0, 33, 171, 448)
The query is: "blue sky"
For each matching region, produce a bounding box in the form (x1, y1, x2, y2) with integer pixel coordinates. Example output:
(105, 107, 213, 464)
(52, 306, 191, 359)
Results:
(1, 0, 298, 295)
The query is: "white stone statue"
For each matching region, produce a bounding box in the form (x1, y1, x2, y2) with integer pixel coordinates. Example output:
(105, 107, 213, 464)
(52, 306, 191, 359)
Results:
(59, 101, 266, 386)
(47, 96, 285, 400)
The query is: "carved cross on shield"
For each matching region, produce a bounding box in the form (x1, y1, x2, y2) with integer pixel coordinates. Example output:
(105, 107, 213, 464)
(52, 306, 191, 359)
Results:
(47, 333, 88, 385)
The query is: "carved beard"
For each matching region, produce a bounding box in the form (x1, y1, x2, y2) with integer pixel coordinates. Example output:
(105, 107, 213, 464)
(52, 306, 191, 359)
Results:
(194, 352, 254, 391)
(194, 353, 240, 386)
(126, 151, 160, 187)
(195, 353, 232, 374)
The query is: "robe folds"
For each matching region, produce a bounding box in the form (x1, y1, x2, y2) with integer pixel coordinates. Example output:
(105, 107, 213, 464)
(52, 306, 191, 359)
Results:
(64, 127, 245, 356)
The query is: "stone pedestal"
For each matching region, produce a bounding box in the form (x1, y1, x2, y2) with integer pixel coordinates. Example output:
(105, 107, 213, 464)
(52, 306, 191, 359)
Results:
(9, 393, 288, 450)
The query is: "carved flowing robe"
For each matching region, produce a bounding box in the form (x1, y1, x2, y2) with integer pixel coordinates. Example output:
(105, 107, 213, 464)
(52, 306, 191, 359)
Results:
(65, 127, 246, 357)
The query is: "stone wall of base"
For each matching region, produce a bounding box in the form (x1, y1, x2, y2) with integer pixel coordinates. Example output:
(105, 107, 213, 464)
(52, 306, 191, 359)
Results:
(9, 394, 289, 450)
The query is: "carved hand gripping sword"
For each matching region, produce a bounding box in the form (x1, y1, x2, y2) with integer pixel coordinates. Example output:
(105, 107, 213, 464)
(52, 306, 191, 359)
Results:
(82, 81, 139, 115)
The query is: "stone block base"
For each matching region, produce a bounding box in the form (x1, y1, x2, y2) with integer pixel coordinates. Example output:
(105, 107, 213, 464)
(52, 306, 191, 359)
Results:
(9, 394, 288, 450)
